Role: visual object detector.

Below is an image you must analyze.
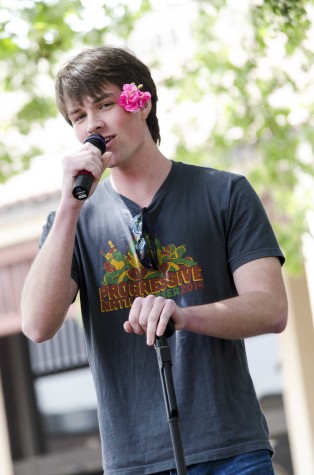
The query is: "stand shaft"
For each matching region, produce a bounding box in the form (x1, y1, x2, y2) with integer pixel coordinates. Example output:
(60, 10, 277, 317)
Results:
(155, 336, 187, 475)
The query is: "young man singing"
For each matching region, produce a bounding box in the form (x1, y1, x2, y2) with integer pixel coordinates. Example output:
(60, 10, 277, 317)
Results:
(21, 46, 288, 475)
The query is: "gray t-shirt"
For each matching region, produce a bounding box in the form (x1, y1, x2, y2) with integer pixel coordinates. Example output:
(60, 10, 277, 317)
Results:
(41, 161, 284, 474)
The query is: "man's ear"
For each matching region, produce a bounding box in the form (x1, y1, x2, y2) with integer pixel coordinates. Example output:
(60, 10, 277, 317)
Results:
(140, 99, 152, 119)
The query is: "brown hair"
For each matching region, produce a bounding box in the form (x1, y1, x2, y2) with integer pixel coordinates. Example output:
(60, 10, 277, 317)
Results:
(55, 46, 160, 144)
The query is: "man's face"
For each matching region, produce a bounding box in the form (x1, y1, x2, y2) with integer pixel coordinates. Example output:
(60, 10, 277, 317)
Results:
(67, 83, 151, 169)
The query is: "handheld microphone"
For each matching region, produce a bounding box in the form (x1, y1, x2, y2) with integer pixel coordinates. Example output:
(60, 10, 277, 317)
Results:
(72, 133, 107, 200)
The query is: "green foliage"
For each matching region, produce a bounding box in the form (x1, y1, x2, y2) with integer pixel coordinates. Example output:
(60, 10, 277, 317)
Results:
(1, 0, 313, 272)
(254, 0, 310, 52)
(14, 96, 57, 134)
(0, 142, 42, 181)
(0, 0, 151, 183)
(164, 0, 314, 273)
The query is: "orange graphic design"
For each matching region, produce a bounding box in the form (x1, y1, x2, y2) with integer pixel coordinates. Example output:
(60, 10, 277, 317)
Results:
(99, 239, 204, 313)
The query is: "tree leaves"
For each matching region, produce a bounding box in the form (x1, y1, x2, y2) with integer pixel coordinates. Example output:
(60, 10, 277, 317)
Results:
(0, 0, 150, 183)
(165, 0, 314, 272)
(1, 0, 313, 271)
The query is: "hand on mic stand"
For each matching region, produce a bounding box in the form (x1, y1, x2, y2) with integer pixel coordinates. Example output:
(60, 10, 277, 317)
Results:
(72, 133, 107, 200)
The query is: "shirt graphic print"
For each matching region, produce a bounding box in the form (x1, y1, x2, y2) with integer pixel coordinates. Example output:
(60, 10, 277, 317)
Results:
(98, 237, 204, 313)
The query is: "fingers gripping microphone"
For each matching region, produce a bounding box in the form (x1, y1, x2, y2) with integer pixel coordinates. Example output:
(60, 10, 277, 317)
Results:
(72, 134, 107, 201)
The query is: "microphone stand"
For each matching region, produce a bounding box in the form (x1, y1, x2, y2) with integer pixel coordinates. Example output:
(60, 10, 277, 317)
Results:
(154, 322, 187, 475)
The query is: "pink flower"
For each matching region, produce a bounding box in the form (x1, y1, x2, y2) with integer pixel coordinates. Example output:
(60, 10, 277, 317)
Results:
(118, 83, 151, 112)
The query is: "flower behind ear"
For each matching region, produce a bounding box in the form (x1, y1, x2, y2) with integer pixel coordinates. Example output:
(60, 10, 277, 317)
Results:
(118, 83, 151, 112)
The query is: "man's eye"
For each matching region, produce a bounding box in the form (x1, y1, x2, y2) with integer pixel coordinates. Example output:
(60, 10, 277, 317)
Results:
(74, 114, 85, 123)
(100, 102, 113, 110)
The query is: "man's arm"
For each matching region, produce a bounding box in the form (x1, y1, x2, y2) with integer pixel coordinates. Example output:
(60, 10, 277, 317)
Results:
(124, 257, 288, 345)
(181, 256, 287, 339)
(21, 206, 79, 342)
(21, 140, 111, 342)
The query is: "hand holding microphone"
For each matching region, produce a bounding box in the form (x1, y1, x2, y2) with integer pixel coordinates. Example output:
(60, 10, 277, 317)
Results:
(72, 133, 107, 200)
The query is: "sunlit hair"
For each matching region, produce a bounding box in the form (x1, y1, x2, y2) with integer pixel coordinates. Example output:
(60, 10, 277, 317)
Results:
(55, 45, 161, 144)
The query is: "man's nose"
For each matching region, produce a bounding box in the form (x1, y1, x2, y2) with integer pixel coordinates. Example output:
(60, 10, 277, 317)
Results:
(86, 114, 104, 135)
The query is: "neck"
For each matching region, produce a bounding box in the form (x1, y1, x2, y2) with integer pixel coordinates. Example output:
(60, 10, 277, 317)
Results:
(110, 151, 172, 208)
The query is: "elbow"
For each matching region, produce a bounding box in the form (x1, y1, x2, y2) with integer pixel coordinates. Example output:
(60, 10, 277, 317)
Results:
(23, 328, 55, 344)
(272, 299, 288, 334)
(21, 299, 63, 343)
(21, 312, 57, 343)
(22, 322, 51, 343)
(273, 314, 287, 334)
(25, 333, 51, 344)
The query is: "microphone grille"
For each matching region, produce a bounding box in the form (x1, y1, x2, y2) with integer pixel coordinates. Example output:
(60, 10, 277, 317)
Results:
(84, 134, 106, 155)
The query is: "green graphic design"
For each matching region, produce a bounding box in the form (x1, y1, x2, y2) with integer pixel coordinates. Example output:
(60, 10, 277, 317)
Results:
(99, 238, 204, 313)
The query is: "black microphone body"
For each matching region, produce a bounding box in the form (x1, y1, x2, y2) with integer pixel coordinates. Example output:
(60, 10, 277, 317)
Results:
(72, 134, 107, 200)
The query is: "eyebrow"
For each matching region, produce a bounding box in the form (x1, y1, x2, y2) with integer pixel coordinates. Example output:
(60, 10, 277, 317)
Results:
(68, 92, 115, 117)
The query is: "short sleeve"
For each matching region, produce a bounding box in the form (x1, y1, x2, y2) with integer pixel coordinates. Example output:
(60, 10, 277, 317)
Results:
(227, 177, 285, 273)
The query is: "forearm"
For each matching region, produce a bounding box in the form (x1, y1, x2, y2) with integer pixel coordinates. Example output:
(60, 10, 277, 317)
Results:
(182, 289, 288, 340)
(21, 205, 80, 342)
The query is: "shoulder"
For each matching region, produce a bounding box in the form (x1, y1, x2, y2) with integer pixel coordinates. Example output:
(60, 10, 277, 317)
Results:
(172, 161, 248, 196)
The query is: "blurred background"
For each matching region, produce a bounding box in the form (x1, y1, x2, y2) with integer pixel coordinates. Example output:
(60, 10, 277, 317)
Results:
(0, 1, 313, 474)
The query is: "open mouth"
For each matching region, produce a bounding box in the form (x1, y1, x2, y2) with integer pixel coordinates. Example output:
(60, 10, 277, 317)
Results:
(104, 135, 115, 145)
